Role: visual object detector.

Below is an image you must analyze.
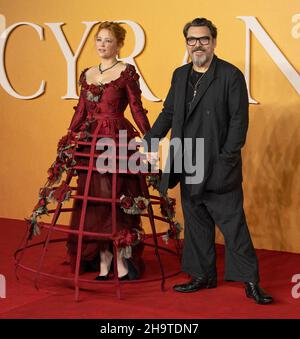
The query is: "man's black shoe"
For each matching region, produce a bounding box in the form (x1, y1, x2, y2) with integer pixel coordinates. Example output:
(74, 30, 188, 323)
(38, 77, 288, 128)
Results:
(173, 276, 217, 293)
(245, 282, 273, 304)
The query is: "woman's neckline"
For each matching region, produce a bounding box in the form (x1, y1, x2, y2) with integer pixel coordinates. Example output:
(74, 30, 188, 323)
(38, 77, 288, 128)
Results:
(84, 63, 129, 87)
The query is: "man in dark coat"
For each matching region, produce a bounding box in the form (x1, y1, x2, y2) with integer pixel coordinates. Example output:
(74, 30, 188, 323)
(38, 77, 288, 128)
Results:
(143, 18, 273, 304)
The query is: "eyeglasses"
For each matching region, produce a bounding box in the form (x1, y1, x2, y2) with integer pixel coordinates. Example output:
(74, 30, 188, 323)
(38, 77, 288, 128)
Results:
(186, 36, 210, 46)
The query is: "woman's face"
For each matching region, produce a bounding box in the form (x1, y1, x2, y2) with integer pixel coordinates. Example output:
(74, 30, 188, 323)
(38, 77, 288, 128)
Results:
(95, 29, 120, 59)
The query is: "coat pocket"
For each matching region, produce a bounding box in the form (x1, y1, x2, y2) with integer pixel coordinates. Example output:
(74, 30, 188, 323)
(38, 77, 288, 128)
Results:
(205, 153, 242, 193)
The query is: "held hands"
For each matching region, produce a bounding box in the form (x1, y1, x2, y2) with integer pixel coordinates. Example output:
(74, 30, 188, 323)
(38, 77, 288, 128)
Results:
(139, 146, 159, 170)
(146, 151, 159, 166)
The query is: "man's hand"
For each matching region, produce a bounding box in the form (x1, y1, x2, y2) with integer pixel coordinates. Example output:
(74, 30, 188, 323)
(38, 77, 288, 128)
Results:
(139, 146, 159, 170)
(145, 151, 159, 166)
(145, 151, 159, 172)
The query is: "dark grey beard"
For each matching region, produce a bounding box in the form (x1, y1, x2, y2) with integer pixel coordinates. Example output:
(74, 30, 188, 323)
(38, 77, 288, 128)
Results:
(192, 54, 208, 67)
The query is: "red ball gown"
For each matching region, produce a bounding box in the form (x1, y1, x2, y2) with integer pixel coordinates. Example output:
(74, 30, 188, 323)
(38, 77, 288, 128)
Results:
(66, 63, 151, 278)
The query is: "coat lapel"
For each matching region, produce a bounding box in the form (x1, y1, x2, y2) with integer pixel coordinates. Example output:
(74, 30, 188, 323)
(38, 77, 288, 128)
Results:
(185, 55, 218, 122)
(174, 62, 192, 127)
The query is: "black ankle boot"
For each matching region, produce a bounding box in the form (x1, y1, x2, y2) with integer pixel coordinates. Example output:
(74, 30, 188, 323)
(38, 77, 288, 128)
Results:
(245, 282, 273, 304)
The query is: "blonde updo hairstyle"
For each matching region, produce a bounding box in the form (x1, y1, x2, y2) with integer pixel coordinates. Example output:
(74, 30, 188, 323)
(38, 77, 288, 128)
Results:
(94, 21, 126, 47)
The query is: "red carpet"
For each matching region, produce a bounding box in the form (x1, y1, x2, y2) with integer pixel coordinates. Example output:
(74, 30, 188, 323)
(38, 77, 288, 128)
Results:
(0, 217, 300, 319)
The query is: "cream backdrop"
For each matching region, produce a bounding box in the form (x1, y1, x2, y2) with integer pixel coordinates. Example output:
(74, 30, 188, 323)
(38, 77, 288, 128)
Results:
(0, 0, 299, 252)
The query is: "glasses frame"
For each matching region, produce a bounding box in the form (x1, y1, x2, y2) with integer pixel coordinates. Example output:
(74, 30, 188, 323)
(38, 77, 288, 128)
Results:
(186, 36, 211, 46)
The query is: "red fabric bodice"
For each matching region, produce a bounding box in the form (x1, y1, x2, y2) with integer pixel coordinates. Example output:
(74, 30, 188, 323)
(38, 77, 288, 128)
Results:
(68, 63, 150, 136)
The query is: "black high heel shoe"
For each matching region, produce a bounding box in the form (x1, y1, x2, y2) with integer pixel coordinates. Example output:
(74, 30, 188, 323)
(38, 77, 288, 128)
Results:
(118, 274, 130, 281)
(124, 258, 139, 280)
(94, 275, 109, 281)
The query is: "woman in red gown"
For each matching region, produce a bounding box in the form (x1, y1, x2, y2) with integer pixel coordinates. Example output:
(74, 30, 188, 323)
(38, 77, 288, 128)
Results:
(66, 21, 151, 280)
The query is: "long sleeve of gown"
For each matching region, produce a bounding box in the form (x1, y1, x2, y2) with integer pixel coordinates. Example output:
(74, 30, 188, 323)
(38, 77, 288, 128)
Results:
(125, 70, 150, 135)
(68, 71, 87, 132)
